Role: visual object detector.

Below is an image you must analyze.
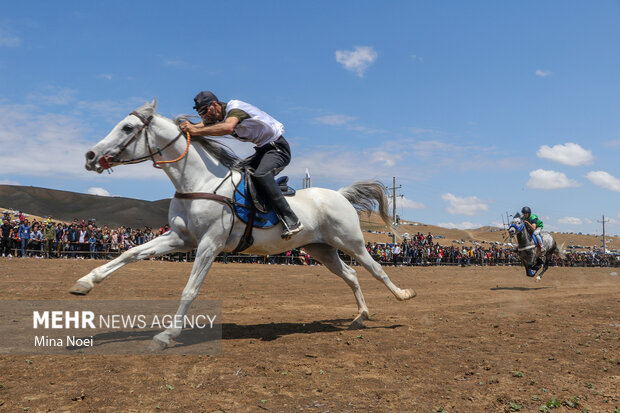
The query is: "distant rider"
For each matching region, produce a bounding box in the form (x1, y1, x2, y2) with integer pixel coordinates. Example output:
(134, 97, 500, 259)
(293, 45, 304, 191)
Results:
(521, 206, 544, 254)
(179, 91, 304, 239)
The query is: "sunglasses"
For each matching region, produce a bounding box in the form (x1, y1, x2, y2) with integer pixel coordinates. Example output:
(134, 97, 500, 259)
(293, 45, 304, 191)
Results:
(197, 105, 209, 116)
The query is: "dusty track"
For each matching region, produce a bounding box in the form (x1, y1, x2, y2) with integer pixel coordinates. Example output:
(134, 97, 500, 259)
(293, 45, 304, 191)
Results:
(0, 259, 618, 412)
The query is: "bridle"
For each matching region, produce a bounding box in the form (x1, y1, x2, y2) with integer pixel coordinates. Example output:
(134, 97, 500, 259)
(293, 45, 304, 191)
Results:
(508, 221, 524, 235)
(98, 111, 190, 170)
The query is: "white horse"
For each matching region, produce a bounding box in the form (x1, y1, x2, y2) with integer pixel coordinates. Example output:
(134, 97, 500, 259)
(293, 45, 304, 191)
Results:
(72, 100, 416, 350)
(507, 214, 564, 281)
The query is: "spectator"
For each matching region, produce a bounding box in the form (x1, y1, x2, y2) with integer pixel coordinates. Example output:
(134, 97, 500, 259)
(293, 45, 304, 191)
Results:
(1, 218, 11, 257)
(88, 233, 98, 259)
(18, 219, 31, 257)
(44, 222, 56, 258)
(30, 222, 44, 257)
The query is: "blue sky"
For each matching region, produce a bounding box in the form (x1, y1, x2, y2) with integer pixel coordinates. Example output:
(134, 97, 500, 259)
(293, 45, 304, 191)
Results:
(1, 1, 619, 235)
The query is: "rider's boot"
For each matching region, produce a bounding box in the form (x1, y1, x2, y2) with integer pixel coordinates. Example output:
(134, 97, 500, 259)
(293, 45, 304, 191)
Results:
(253, 171, 304, 239)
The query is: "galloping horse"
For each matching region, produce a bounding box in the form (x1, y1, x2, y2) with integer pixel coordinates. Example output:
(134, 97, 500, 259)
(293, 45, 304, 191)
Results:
(507, 214, 563, 281)
(71, 100, 416, 350)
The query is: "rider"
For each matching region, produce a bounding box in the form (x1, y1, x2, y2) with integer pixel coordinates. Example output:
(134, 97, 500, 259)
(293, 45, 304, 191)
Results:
(521, 206, 544, 254)
(179, 91, 304, 239)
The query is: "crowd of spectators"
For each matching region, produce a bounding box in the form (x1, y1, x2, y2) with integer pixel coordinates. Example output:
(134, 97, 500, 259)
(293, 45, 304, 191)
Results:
(365, 232, 619, 267)
(1, 211, 168, 259)
(1, 211, 617, 267)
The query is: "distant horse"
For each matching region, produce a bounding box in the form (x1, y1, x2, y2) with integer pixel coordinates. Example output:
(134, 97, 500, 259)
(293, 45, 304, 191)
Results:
(71, 100, 416, 350)
(507, 214, 563, 281)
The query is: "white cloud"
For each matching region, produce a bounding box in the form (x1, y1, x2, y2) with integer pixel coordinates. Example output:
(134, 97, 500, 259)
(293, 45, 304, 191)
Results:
(335, 46, 377, 77)
(586, 171, 620, 192)
(76, 97, 147, 122)
(28, 86, 77, 105)
(315, 114, 356, 125)
(441, 193, 488, 216)
(87, 187, 110, 197)
(0, 104, 164, 181)
(558, 217, 583, 225)
(314, 113, 386, 135)
(389, 196, 425, 210)
(536, 143, 594, 166)
(371, 151, 402, 167)
(437, 221, 482, 230)
(0, 27, 21, 47)
(0, 178, 19, 185)
(535, 69, 552, 77)
(98, 74, 114, 81)
(604, 139, 620, 148)
(162, 58, 196, 69)
(527, 169, 580, 190)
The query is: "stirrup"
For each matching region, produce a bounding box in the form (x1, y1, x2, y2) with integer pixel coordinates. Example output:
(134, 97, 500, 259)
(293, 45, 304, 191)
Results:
(281, 222, 304, 239)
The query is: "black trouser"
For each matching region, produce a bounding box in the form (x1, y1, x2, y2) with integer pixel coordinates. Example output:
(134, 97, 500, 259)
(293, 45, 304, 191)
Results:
(245, 136, 300, 232)
(244, 136, 291, 176)
(0, 237, 9, 256)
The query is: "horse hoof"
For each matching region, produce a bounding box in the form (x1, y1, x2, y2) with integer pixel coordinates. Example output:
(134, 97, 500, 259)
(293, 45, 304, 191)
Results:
(534, 275, 542, 282)
(348, 318, 366, 330)
(397, 288, 417, 301)
(69, 281, 92, 295)
(148, 337, 168, 352)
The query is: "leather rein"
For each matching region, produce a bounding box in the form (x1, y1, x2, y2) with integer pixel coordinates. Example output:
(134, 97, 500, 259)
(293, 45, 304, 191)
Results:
(99, 111, 189, 170)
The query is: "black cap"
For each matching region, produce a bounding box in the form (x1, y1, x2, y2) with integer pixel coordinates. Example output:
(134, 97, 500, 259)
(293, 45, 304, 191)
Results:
(193, 91, 219, 110)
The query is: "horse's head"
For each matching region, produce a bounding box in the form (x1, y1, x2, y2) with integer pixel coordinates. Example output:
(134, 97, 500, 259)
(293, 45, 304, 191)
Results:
(507, 214, 524, 237)
(85, 99, 158, 173)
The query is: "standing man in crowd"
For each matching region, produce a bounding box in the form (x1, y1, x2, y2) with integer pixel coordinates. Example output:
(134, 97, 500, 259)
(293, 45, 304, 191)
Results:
(44, 222, 56, 258)
(18, 219, 31, 257)
(392, 243, 401, 267)
(1, 218, 11, 257)
(179, 91, 304, 239)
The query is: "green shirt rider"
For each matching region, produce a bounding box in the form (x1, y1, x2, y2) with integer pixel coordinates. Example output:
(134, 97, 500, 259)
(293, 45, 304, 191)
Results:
(521, 206, 544, 253)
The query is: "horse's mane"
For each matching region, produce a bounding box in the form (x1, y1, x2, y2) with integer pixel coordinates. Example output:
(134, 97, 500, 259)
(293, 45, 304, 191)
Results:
(171, 115, 242, 171)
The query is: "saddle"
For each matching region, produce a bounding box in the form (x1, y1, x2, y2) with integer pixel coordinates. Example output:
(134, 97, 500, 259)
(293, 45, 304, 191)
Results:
(244, 169, 294, 213)
(232, 169, 295, 252)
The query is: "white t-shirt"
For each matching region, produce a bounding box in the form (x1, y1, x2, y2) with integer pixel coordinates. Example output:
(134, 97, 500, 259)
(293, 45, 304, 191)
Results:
(225, 100, 284, 147)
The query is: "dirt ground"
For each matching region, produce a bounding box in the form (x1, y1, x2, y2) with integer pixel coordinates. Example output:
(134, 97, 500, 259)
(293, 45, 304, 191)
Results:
(0, 258, 618, 412)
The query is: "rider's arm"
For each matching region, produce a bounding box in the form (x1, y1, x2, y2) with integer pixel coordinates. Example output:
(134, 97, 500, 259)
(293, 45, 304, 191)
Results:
(181, 116, 240, 136)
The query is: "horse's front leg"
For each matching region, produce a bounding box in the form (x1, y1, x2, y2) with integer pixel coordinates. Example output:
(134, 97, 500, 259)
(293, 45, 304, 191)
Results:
(149, 235, 226, 351)
(69, 231, 190, 295)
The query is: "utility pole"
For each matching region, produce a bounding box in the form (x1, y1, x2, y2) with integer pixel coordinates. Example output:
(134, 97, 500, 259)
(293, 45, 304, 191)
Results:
(598, 215, 610, 256)
(386, 177, 402, 244)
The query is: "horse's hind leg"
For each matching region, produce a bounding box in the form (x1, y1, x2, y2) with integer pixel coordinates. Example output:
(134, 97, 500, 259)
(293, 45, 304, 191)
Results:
(303, 243, 369, 329)
(336, 241, 416, 301)
(535, 256, 551, 282)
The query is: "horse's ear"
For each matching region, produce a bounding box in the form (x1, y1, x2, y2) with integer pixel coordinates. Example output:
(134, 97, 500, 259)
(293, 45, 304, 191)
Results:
(150, 98, 157, 110)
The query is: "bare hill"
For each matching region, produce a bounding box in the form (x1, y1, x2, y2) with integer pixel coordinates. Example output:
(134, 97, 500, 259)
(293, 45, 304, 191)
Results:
(0, 185, 170, 228)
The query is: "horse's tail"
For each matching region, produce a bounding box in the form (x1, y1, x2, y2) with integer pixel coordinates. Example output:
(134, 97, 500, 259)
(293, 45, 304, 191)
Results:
(338, 180, 401, 241)
(556, 241, 566, 259)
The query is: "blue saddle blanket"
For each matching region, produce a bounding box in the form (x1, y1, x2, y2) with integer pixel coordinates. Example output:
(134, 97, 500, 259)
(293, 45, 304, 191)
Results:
(234, 173, 279, 228)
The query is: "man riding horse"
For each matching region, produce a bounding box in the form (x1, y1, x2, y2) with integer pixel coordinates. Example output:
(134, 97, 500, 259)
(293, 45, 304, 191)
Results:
(521, 206, 544, 255)
(180, 91, 304, 239)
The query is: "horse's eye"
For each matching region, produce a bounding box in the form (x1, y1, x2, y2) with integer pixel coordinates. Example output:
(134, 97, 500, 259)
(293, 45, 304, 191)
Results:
(122, 125, 133, 133)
